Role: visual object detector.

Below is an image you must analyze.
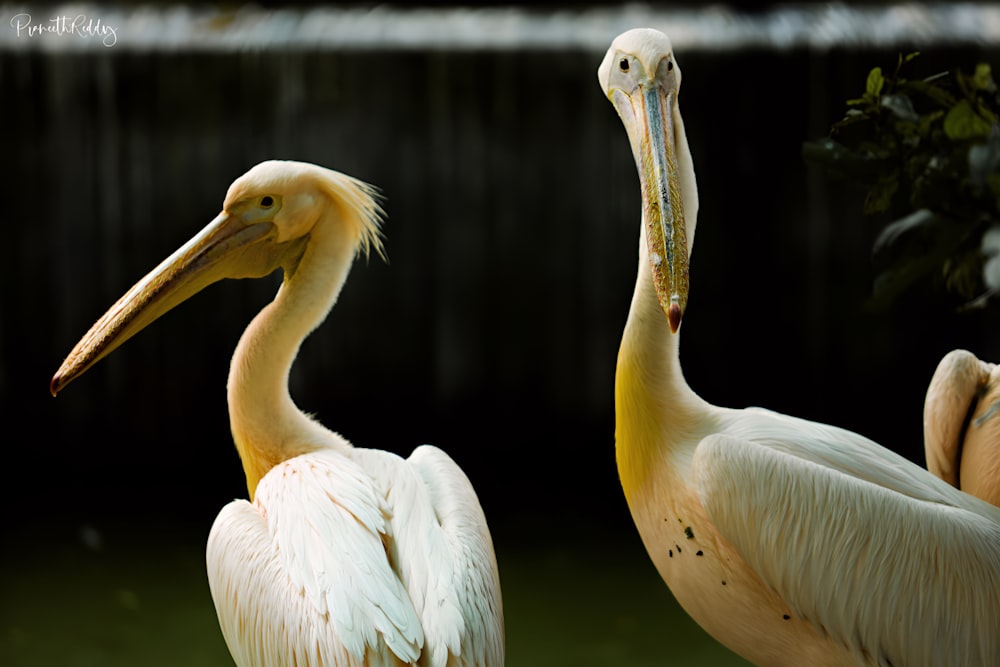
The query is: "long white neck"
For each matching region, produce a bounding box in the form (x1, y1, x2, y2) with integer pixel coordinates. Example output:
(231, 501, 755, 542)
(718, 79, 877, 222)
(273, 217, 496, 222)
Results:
(614, 103, 710, 500)
(227, 212, 357, 498)
(616, 233, 707, 414)
(620, 236, 689, 393)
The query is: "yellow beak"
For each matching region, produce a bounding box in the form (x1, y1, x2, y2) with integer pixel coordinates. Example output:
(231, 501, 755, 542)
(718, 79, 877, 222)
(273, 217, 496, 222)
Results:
(50, 212, 296, 396)
(611, 81, 689, 333)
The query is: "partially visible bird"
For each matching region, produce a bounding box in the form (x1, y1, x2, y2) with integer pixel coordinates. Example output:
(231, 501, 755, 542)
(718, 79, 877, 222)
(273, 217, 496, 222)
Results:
(925, 348, 1000, 507)
(601, 27, 1000, 666)
(51, 160, 504, 666)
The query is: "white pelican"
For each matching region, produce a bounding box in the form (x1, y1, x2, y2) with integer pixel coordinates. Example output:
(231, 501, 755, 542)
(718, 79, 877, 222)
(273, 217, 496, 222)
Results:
(601, 28, 1000, 666)
(50, 160, 504, 667)
(924, 349, 1000, 507)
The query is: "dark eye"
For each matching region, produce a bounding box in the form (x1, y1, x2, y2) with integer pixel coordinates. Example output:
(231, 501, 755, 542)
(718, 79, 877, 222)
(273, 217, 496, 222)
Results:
(667, 60, 674, 71)
(619, 58, 629, 72)
(260, 196, 274, 208)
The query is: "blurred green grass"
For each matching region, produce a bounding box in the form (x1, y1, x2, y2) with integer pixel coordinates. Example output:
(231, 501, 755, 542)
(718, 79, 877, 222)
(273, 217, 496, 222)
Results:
(1, 522, 751, 666)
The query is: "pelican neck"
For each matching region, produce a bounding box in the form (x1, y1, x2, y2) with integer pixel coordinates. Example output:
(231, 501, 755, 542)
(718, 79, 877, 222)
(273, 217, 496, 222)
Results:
(227, 212, 358, 496)
(615, 242, 706, 499)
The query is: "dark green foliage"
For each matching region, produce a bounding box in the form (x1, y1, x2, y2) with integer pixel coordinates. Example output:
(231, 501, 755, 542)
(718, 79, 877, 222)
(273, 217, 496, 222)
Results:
(803, 53, 1000, 309)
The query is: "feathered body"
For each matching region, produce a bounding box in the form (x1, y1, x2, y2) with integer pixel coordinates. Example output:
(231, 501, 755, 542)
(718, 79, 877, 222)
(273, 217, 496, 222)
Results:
(603, 29, 1000, 666)
(52, 160, 504, 667)
(925, 349, 1000, 507)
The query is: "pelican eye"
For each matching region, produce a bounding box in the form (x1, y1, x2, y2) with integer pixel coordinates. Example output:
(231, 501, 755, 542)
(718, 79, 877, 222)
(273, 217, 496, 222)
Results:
(259, 196, 275, 208)
(619, 58, 630, 72)
(667, 60, 674, 71)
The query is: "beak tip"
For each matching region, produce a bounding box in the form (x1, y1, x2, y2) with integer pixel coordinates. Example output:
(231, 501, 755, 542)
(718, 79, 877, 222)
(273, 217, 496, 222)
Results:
(668, 303, 682, 333)
(50, 374, 62, 397)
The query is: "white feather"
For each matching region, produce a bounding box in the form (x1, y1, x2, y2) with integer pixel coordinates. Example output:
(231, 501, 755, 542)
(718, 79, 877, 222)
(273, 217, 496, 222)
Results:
(207, 449, 424, 666)
(694, 414, 1000, 666)
(352, 446, 505, 667)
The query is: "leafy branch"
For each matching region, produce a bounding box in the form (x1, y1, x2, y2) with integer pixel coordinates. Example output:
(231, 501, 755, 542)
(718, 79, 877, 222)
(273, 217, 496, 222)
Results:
(803, 53, 1000, 310)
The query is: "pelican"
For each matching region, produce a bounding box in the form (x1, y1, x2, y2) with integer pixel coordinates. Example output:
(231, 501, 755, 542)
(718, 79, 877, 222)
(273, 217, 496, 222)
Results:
(924, 349, 1000, 507)
(601, 28, 1000, 666)
(50, 160, 504, 667)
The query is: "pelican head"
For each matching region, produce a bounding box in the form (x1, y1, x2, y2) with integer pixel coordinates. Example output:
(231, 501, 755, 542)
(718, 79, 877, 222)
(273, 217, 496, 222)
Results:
(599, 28, 690, 333)
(50, 160, 383, 396)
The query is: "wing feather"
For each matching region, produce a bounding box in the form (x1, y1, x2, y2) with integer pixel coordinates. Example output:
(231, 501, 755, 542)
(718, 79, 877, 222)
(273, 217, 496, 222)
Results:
(408, 445, 504, 667)
(693, 431, 1000, 667)
(353, 446, 504, 667)
(206, 448, 423, 666)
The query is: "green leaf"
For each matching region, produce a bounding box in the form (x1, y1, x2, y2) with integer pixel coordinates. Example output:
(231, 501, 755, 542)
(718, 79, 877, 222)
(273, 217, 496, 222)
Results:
(866, 67, 885, 98)
(973, 63, 995, 92)
(944, 99, 993, 140)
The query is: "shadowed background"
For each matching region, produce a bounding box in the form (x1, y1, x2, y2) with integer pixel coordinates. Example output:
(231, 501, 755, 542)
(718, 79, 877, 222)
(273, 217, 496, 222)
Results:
(3, 3, 1000, 665)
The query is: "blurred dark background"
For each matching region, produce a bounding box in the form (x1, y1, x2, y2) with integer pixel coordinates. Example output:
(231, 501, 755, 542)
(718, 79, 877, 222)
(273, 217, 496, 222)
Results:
(3, 3, 1000, 665)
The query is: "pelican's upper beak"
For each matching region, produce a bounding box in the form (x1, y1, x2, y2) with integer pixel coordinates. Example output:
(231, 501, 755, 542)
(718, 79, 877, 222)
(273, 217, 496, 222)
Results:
(606, 62, 689, 333)
(50, 211, 303, 396)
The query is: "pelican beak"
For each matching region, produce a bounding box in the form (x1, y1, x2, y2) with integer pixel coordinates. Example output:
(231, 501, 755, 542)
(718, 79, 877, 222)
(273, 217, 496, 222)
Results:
(610, 80, 689, 333)
(50, 212, 297, 396)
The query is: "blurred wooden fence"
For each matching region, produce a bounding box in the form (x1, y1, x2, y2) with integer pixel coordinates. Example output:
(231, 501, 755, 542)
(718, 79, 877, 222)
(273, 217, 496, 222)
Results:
(3, 4, 1000, 536)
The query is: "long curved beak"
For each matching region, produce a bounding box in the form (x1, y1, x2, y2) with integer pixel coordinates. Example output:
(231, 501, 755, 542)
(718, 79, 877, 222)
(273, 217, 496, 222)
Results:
(611, 83, 689, 333)
(50, 212, 287, 396)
